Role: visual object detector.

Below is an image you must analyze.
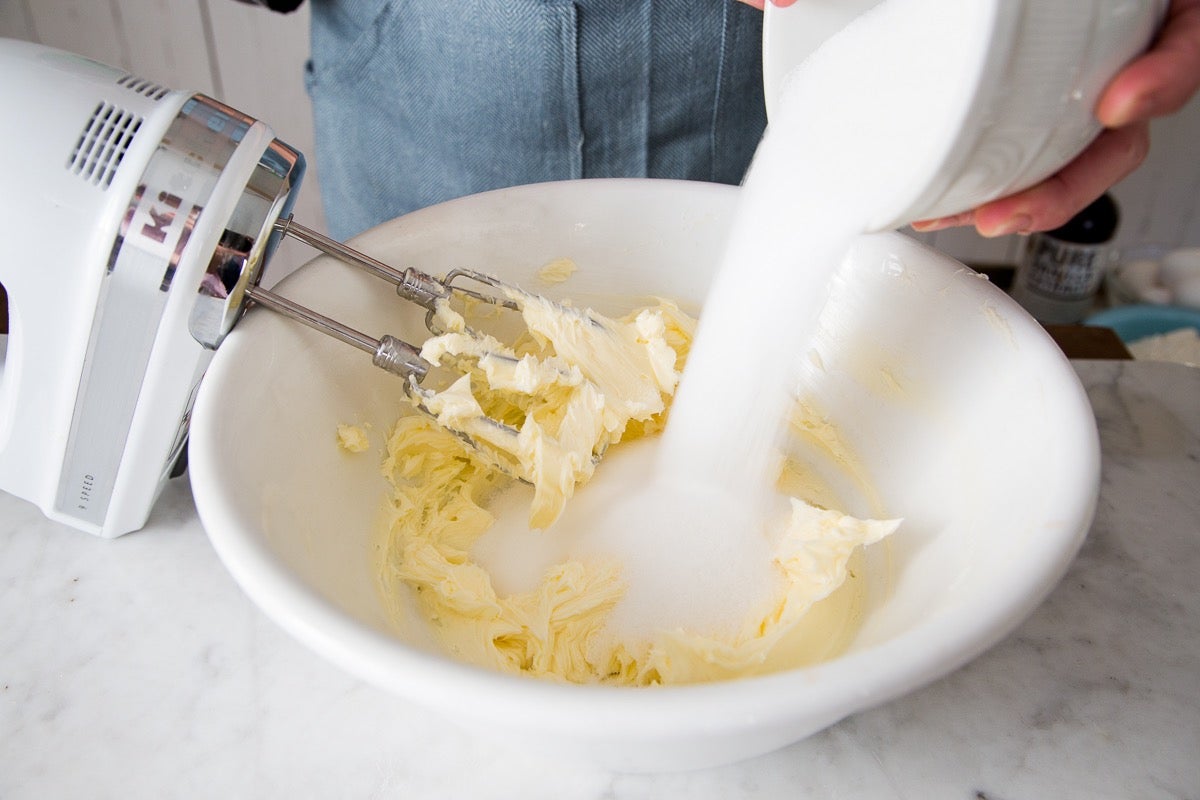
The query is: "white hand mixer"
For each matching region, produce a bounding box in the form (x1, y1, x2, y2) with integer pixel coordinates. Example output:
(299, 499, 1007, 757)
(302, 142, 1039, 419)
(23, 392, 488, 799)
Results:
(0, 39, 543, 538)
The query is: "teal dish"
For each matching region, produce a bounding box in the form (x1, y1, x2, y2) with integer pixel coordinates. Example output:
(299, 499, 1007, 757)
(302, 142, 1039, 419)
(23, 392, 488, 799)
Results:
(1086, 304, 1200, 343)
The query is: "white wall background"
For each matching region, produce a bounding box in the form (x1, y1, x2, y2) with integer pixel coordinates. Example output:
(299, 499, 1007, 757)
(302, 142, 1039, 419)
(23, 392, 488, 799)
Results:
(3, 0, 1199, 275)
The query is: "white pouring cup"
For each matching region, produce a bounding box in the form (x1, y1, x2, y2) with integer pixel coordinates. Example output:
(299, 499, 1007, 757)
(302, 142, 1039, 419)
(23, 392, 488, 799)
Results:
(762, 0, 1167, 230)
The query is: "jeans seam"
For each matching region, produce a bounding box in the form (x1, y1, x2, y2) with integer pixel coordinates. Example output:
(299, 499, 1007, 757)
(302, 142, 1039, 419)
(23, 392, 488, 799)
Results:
(552, 1, 584, 179)
(710, 1, 733, 184)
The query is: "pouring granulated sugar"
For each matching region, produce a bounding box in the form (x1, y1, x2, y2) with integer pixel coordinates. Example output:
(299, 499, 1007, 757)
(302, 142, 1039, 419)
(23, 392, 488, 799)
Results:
(590, 0, 982, 639)
(369, 0, 991, 683)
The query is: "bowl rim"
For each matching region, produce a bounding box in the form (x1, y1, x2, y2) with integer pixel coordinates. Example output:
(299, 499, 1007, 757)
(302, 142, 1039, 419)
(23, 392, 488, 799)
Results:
(190, 177, 1100, 736)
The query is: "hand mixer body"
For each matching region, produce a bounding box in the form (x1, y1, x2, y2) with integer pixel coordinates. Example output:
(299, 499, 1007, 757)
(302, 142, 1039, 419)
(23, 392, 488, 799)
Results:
(0, 39, 304, 537)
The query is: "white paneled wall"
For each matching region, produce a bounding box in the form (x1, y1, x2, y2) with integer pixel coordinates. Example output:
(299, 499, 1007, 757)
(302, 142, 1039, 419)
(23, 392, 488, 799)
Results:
(4, 0, 1199, 274)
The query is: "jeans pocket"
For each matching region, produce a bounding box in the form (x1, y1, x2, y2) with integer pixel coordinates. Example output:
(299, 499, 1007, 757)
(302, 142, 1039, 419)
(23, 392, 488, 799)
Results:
(306, 0, 583, 238)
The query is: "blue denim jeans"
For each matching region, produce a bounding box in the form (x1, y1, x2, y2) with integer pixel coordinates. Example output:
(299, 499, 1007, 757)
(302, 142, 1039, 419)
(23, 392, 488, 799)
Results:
(305, 0, 766, 238)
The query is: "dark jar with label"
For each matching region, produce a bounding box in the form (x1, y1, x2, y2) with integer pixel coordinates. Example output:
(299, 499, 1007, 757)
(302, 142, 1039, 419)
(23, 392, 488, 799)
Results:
(1010, 193, 1120, 324)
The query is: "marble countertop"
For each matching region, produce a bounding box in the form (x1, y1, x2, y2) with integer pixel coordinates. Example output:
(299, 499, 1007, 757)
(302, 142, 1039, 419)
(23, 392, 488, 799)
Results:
(1, 360, 1197, 799)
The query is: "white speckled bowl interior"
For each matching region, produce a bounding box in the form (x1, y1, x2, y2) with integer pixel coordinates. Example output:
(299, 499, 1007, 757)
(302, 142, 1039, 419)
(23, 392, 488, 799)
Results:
(189, 179, 1099, 772)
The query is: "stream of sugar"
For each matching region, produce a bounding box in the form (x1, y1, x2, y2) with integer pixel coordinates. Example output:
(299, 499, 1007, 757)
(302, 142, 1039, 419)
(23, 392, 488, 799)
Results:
(588, 0, 989, 641)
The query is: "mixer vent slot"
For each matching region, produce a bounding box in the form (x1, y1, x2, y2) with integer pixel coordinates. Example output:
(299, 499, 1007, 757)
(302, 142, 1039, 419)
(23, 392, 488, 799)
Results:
(66, 102, 143, 190)
(117, 73, 170, 101)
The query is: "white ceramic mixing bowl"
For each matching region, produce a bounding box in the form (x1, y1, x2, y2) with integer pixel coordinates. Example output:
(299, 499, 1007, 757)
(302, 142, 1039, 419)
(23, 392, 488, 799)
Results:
(189, 179, 1099, 772)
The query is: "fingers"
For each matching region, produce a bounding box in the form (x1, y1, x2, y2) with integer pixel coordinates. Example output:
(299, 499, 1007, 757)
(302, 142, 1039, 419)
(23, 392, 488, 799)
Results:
(910, 211, 974, 234)
(1097, 0, 1200, 126)
(972, 123, 1150, 237)
(736, 0, 798, 9)
(913, 122, 1151, 237)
